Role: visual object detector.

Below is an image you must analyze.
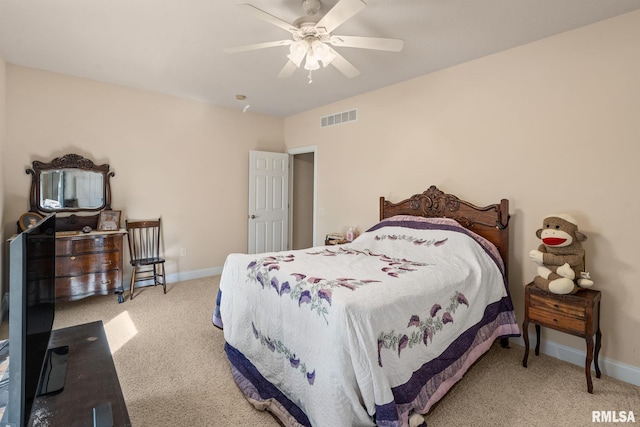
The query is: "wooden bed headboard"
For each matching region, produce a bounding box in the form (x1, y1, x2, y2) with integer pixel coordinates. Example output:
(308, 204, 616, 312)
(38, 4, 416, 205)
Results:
(380, 185, 510, 268)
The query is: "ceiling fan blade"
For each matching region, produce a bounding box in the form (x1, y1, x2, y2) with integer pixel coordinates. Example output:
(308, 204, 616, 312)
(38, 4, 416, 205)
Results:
(224, 40, 292, 53)
(316, 0, 366, 33)
(277, 60, 298, 78)
(238, 4, 297, 33)
(327, 47, 360, 78)
(329, 35, 404, 52)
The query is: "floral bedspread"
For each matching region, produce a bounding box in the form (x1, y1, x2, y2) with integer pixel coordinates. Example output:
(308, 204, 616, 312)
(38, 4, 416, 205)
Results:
(213, 216, 519, 427)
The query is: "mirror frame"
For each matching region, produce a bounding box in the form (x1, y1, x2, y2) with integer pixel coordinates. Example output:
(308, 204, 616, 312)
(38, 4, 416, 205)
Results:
(27, 153, 114, 213)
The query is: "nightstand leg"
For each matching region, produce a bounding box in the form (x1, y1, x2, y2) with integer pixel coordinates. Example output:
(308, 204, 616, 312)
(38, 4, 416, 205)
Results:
(534, 324, 541, 356)
(522, 319, 530, 367)
(585, 336, 594, 394)
(594, 329, 602, 379)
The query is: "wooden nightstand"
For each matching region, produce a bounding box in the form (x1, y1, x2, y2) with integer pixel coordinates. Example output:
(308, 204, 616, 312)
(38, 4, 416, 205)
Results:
(522, 282, 602, 393)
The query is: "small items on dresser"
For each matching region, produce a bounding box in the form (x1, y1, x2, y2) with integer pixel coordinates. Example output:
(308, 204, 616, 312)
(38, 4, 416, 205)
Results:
(346, 227, 355, 242)
(325, 232, 346, 245)
(325, 228, 359, 245)
(345, 227, 360, 242)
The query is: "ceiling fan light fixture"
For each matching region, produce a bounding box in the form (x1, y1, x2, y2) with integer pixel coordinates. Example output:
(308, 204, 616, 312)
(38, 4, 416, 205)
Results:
(304, 51, 320, 71)
(311, 39, 335, 67)
(289, 38, 333, 71)
(287, 40, 308, 67)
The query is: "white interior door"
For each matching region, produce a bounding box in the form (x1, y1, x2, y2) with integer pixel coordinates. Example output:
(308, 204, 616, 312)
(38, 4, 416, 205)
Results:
(248, 150, 289, 254)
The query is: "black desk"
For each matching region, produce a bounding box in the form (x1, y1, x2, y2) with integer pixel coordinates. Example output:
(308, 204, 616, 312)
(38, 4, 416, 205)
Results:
(29, 321, 130, 426)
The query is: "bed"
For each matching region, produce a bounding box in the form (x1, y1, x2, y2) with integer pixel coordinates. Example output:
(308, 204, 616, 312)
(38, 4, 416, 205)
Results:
(213, 186, 519, 427)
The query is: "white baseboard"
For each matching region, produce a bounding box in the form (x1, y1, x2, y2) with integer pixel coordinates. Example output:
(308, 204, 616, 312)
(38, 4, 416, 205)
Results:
(515, 334, 640, 388)
(165, 266, 223, 283)
(125, 266, 224, 289)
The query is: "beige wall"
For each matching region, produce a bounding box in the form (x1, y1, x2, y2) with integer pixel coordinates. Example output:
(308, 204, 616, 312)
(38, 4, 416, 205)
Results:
(284, 11, 640, 369)
(3, 66, 284, 282)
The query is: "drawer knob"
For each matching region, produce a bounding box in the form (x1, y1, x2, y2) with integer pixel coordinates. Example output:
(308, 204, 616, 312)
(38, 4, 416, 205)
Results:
(70, 256, 76, 260)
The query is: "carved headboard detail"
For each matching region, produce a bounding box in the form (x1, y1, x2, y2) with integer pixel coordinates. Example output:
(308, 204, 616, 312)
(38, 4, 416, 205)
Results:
(380, 185, 510, 270)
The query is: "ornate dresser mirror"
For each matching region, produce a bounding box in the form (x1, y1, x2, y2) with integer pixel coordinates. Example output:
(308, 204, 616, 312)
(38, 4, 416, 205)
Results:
(27, 153, 114, 231)
(25, 153, 126, 302)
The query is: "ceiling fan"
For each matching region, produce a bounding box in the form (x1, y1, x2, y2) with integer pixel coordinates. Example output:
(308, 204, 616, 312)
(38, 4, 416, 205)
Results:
(224, 0, 404, 81)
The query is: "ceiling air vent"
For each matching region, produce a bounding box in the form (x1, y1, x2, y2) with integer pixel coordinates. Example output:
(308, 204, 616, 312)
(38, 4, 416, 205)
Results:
(321, 109, 357, 128)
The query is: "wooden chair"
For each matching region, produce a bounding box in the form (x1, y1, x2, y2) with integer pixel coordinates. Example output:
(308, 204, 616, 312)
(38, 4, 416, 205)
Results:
(125, 218, 166, 300)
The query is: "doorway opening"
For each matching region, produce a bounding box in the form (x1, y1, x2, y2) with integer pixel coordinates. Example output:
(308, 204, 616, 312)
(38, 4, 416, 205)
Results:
(289, 146, 317, 250)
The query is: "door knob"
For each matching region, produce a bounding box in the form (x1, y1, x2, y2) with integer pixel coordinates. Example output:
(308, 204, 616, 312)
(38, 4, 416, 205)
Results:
(250, 215, 257, 219)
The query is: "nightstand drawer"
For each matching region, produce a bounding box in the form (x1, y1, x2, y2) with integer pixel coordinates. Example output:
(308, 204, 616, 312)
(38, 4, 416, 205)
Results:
(528, 306, 586, 334)
(529, 293, 586, 319)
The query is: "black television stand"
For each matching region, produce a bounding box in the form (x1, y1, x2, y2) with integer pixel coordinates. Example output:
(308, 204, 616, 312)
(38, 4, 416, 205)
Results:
(28, 321, 130, 427)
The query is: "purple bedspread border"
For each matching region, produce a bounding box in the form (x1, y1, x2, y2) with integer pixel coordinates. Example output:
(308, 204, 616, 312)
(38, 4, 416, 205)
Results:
(391, 297, 518, 405)
(372, 297, 519, 425)
(225, 342, 312, 426)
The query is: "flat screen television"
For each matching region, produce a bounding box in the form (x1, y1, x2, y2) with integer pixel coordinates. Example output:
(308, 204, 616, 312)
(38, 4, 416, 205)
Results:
(1, 213, 67, 426)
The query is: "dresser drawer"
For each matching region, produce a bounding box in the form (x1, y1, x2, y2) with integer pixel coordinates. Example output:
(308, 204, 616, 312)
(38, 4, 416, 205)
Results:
(56, 251, 121, 277)
(55, 270, 121, 301)
(56, 235, 120, 256)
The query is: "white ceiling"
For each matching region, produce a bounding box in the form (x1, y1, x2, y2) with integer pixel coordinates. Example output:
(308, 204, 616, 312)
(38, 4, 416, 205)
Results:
(1, 0, 639, 117)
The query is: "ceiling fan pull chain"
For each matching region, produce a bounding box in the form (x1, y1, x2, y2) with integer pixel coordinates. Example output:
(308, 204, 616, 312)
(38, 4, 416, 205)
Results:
(308, 70, 313, 84)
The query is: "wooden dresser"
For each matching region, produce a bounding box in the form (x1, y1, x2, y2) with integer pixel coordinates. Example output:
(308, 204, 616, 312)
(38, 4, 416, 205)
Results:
(24, 154, 127, 302)
(55, 229, 127, 301)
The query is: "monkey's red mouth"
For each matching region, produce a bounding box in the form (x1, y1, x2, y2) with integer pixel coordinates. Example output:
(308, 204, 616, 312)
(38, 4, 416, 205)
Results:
(543, 237, 567, 246)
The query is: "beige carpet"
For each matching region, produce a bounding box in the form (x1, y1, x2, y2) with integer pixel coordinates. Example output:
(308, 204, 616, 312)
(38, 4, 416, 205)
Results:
(53, 277, 640, 427)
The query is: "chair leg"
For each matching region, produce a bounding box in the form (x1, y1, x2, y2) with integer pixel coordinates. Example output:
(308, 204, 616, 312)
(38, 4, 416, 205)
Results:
(130, 267, 137, 300)
(161, 264, 166, 294)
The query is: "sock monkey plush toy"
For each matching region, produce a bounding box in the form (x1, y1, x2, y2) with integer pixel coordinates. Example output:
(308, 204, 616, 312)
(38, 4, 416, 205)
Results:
(529, 214, 594, 294)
